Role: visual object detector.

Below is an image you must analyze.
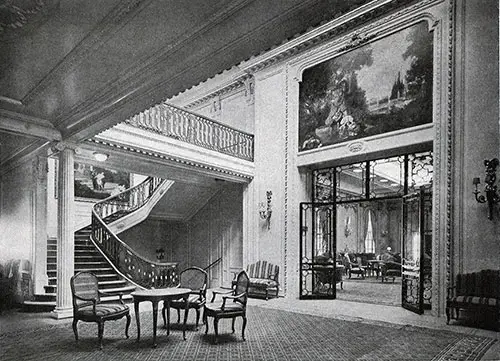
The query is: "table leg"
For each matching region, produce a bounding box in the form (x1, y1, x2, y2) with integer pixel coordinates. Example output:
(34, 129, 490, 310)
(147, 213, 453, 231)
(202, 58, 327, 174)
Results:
(134, 300, 140, 342)
(152, 300, 159, 348)
(182, 294, 189, 340)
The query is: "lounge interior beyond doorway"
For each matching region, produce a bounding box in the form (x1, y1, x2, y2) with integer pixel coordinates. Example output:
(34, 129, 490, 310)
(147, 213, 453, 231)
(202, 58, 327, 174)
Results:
(303, 151, 433, 310)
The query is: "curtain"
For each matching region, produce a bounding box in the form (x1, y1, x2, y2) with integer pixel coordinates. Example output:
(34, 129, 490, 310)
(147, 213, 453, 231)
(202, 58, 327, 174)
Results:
(364, 210, 375, 253)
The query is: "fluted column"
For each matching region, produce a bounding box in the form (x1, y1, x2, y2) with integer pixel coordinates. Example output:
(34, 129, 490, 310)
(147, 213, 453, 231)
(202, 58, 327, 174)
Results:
(52, 147, 75, 319)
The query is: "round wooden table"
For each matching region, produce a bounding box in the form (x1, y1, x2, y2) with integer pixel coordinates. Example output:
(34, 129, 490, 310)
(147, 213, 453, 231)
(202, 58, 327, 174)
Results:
(131, 287, 191, 347)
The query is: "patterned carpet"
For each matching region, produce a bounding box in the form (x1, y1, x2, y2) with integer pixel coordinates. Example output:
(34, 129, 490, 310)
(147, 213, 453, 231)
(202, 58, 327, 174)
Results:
(337, 277, 401, 306)
(0, 306, 495, 361)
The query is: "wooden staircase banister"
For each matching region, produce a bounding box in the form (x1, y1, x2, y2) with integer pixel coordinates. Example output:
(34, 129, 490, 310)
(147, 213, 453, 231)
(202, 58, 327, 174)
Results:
(91, 176, 178, 289)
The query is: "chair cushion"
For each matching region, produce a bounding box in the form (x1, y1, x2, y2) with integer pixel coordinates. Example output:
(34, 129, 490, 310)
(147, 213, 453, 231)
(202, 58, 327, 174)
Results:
(205, 300, 244, 313)
(77, 303, 129, 318)
(448, 295, 499, 307)
(249, 278, 278, 288)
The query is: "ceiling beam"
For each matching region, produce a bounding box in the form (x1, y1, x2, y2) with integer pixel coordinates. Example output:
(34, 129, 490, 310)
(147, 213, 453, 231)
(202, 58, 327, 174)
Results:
(0, 110, 61, 141)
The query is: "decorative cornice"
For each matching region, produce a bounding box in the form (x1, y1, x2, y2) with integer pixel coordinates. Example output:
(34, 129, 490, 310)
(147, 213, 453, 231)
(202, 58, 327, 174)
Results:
(86, 138, 253, 180)
(183, 75, 250, 110)
(173, 0, 440, 107)
(239, 0, 430, 75)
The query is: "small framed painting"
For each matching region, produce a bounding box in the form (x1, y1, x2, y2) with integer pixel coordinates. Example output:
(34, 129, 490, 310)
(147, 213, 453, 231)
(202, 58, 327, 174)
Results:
(73, 162, 130, 200)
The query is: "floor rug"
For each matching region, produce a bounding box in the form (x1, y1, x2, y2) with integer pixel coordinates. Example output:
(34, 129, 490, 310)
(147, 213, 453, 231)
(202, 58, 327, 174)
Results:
(337, 278, 401, 306)
(0, 306, 495, 361)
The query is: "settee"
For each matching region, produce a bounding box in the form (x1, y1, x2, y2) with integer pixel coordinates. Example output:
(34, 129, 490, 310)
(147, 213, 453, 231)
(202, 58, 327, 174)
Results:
(446, 269, 500, 330)
(233, 260, 279, 300)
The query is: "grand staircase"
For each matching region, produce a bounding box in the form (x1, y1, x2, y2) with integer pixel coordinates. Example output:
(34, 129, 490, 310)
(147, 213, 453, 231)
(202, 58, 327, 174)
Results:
(23, 176, 175, 312)
(23, 227, 137, 312)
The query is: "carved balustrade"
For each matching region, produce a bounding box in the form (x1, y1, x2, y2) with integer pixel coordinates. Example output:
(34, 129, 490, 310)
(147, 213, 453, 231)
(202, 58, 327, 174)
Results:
(126, 103, 254, 161)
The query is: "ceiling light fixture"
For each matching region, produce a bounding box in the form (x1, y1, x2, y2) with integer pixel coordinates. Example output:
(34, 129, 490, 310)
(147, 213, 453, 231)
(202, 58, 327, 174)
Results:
(93, 152, 109, 162)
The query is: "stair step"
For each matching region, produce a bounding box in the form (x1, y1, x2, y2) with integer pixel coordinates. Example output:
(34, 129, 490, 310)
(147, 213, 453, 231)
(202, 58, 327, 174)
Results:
(33, 293, 56, 302)
(46, 279, 128, 292)
(74, 268, 115, 274)
(101, 294, 134, 304)
(48, 273, 121, 285)
(22, 300, 56, 313)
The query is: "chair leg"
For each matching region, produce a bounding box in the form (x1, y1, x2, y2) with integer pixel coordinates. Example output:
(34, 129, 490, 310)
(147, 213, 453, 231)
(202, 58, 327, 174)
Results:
(213, 317, 219, 344)
(125, 313, 131, 338)
(98, 321, 104, 350)
(241, 315, 247, 341)
(195, 308, 200, 330)
(231, 317, 236, 333)
(204, 312, 209, 335)
(72, 319, 78, 341)
(446, 307, 450, 324)
(265, 289, 269, 301)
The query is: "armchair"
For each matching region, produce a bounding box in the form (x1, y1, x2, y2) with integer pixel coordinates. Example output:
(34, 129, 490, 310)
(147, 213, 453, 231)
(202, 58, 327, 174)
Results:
(70, 272, 131, 349)
(204, 270, 249, 344)
(346, 255, 366, 279)
(164, 266, 208, 330)
(380, 261, 402, 282)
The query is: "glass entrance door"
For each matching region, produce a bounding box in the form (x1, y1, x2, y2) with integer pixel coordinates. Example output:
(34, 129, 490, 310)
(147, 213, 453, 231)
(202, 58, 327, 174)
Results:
(401, 188, 426, 314)
(299, 202, 337, 299)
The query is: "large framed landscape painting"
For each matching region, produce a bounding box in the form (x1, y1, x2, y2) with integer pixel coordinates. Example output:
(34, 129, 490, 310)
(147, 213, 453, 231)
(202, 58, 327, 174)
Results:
(74, 162, 130, 200)
(299, 21, 433, 151)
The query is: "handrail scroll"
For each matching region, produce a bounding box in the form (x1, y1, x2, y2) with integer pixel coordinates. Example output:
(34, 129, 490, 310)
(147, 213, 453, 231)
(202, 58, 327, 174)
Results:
(91, 176, 178, 288)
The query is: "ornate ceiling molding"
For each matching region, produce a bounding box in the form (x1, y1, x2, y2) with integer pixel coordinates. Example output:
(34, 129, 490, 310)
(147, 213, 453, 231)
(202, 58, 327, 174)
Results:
(0, 0, 52, 39)
(86, 138, 253, 181)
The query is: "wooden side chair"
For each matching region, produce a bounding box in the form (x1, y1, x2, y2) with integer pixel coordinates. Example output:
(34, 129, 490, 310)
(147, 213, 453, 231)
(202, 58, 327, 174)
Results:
(70, 272, 131, 349)
(164, 266, 208, 330)
(203, 270, 249, 344)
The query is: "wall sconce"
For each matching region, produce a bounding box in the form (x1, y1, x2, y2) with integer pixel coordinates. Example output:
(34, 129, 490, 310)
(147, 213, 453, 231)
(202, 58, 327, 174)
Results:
(473, 158, 500, 220)
(259, 190, 272, 230)
(155, 247, 165, 261)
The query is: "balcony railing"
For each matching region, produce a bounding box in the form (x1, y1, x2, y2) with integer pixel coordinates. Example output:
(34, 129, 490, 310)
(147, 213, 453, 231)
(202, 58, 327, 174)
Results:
(125, 103, 254, 161)
(91, 176, 178, 288)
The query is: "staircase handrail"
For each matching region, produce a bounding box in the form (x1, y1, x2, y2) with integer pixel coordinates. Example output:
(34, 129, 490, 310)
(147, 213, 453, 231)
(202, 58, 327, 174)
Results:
(125, 102, 254, 161)
(91, 177, 178, 289)
(93, 176, 163, 222)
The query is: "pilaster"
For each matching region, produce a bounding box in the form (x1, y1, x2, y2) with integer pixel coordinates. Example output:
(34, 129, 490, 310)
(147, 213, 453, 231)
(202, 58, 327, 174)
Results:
(32, 155, 49, 295)
(52, 146, 75, 319)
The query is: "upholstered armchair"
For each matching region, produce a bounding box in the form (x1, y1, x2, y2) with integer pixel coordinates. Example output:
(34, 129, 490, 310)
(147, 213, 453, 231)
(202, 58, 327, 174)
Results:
(347, 255, 366, 279)
(70, 272, 131, 349)
(204, 270, 250, 344)
(164, 266, 208, 330)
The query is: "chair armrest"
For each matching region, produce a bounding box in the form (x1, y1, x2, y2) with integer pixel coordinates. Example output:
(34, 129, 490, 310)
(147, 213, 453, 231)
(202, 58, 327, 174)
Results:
(211, 288, 233, 303)
(221, 292, 246, 310)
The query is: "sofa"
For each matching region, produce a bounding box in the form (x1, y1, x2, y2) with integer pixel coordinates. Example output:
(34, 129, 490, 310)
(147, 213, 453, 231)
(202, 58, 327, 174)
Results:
(233, 260, 279, 300)
(446, 269, 500, 330)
